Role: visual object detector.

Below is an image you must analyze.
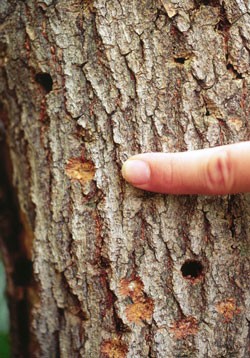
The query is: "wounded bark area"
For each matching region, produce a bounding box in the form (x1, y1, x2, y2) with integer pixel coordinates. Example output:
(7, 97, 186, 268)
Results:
(0, 0, 250, 357)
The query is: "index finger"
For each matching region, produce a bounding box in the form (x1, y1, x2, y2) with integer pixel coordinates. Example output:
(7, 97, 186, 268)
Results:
(121, 142, 250, 195)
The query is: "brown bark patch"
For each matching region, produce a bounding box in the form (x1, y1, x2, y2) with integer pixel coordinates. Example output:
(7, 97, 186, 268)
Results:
(19, 210, 34, 260)
(101, 338, 128, 358)
(120, 276, 154, 324)
(125, 298, 154, 325)
(170, 316, 198, 339)
(215, 298, 241, 322)
(119, 277, 144, 301)
(65, 158, 95, 184)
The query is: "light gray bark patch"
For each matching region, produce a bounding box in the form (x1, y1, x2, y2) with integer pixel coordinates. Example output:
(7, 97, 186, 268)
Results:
(0, 0, 250, 357)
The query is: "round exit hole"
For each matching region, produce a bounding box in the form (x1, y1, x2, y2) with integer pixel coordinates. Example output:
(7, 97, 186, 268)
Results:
(35, 72, 53, 93)
(181, 260, 203, 280)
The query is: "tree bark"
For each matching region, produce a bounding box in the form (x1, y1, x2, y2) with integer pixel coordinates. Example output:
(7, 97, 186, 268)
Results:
(0, 0, 250, 357)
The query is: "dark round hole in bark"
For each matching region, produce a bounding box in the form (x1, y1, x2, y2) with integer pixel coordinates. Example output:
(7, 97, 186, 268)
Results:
(181, 260, 203, 279)
(35, 72, 53, 93)
(174, 57, 186, 64)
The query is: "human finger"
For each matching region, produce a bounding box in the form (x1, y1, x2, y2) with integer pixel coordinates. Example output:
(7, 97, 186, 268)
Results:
(121, 142, 250, 195)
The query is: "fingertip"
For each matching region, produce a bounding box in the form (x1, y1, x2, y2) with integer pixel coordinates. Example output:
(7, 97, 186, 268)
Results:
(122, 159, 151, 185)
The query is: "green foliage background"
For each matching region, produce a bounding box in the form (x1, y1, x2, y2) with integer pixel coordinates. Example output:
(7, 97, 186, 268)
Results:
(0, 259, 10, 357)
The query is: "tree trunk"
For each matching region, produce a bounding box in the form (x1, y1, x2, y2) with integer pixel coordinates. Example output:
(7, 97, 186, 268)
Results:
(0, 0, 250, 356)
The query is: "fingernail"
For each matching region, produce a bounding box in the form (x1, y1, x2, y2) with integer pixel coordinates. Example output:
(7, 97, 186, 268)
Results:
(122, 159, 151, 185)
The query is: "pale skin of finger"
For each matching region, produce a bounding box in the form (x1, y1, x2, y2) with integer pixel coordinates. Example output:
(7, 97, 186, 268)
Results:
(121, 142, 250, 195)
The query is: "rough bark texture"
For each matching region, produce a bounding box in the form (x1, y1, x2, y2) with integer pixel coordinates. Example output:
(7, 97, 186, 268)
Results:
(0, 0, 250, 357)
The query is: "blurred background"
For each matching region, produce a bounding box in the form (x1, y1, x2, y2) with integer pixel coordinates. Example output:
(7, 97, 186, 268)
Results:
(0, 258, 10, 357)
